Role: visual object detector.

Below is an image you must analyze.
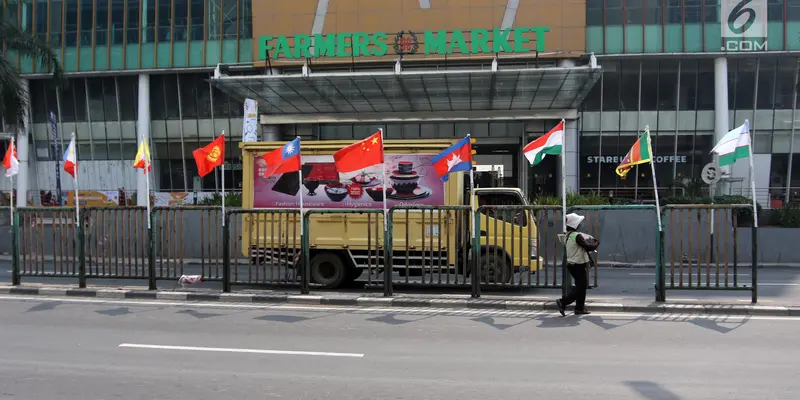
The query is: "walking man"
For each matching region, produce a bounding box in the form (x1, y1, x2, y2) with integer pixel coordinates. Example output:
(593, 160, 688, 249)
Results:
(556, 213, 600, 316)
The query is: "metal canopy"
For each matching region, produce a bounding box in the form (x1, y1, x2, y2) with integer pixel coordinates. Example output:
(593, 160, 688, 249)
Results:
(210, 62, 601, 118)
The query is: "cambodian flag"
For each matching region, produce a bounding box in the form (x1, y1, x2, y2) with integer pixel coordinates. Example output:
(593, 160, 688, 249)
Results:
(432, 135, 473, 182)
(262, 137, 301, 178)
(63, 135, 77, 178)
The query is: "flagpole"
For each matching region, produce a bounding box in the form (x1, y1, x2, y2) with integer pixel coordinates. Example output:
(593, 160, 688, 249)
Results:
(379, 128, 388, 232)
(72, 133, 80, 225)
(745, 120, 758, 228)
(559, 119, 567, 232)
(297, 137, 304, 235)
(468, 134, 476, 238)
(143, 131, 151, 230)
(220, 130, 226, 227)
(645, 126, 663, 232)
(9, 137, 14, 228)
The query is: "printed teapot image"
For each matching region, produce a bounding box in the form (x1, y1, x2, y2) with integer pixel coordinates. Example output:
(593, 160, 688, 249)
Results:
(388, 161, 431, 201)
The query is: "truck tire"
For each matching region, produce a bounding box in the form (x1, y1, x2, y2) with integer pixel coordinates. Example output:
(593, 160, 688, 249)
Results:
(479, 251, 513, 284)
(310, 252, 347, 289)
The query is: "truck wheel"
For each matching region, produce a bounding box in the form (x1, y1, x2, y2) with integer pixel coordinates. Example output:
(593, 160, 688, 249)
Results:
(310, 252, 347, 288)
(479, 252, 513, 284)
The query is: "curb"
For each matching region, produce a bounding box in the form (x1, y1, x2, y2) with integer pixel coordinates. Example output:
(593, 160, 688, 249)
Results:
(1, 286, 799, 317)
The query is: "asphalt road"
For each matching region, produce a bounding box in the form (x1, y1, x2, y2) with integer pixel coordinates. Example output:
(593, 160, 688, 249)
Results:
(3, 259, 800, 305)
(0, 296, 799, 399)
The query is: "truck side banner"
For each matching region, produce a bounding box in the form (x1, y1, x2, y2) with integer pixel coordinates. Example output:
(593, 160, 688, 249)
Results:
(253, 154, 446, 209)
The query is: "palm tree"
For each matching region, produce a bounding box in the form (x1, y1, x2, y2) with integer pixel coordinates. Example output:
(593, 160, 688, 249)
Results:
(1, 6, 63, 130)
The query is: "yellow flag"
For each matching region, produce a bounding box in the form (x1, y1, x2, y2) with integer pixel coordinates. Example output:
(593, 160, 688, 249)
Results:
(133, 140, 151, 172)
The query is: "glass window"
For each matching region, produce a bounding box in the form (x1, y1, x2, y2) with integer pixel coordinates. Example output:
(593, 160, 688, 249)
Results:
(644, 0, 662, 24)
(79, 0, 93, 46)
(73, 78, 88, 122)
(239, 0, 252, 38)
(174, 0, 188, 41)
(142, 0, 156, 43)
(621, 60, 641, 111)
(658, 60, 679, 110)
(775, 58, 797, 110)
(606, 0, 624, 25)
(59, 80, 77, 122)
(756, 58, 777, 109)
(678, 60, 699, 111)
(35, 0, 48, 42)
(641, 60, 660, 111)
(666, 0, 682, 23)
(222, 0, 237, 39)
(110, 0, 124, 45)
(587, 0, 604, 26)
(149, 75, 166, 120)
(127, 0, 140, 44)
(87, 78, 105, 121)
(626, 0, 643, 24)
(190, 0, 204, 40)
(684, 0, 702, 23)
(768, 0, 784, 21)
(49, 0, 63, 46)
(30, 81, 49, 124)
(158, 0, 171, 42)
(179, 74, 198, 119)
(732, 59, 757, 109)
(20, 0, 32, 34)
(102, 78, 118, 120)
(117, 76, 138, 121)
(602, 63, 621, 111)
(195, 75, 212, 119)
(696, 59, 715, 110)
(703, 0, 719, 23)
(791, 0, 800, 21)
(65, 0, 78, 47)
(95, 0, 108, 46)
(582, 77, 602, 111)
(206, 0, 220, 39)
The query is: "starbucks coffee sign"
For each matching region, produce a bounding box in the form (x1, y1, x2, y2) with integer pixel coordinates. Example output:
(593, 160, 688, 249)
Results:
(586, 156, 689, 164)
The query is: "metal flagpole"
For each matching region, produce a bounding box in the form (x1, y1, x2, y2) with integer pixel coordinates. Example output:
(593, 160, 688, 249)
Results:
(220, 130, 225, 227)
(745, 120, 758, 228)
(144, 132, 151, 230)
(645, 126, 663, 232)
(559, 119, 567, 232)
(72, 133, 80, 225)
(379, 128, 388, 232)
(297, 137, 304, 234)
(9, 137, 14, 227)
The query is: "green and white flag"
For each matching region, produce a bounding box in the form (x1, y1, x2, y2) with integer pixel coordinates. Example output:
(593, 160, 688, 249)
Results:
(711, 121, 751, 167)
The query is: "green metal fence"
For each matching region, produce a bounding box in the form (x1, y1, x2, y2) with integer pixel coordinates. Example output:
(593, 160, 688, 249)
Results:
(13, 207, 81, 285)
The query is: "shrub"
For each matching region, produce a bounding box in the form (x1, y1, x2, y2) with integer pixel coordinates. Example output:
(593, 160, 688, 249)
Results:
(534, 191, 611, 206)
(196, 192, 242, 207)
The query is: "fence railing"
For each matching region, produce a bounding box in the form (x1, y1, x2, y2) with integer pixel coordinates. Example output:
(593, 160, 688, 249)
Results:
(9, 203, 759, 303)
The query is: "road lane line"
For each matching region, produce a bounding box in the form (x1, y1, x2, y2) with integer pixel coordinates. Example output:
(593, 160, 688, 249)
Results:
(629, 272, 750, 276)
(119, 343, 364, 358)
(760, 283, 800, 286)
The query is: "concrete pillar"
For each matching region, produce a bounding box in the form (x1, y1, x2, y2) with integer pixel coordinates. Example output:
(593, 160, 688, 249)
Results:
(16, 79, 30, 207)
(136, 74, 150, 206)
(561, 119, 580, 195)
(714, 57, 730, 194)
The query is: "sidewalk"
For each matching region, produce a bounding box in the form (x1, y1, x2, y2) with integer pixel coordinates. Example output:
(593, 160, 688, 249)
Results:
(2, 283, 798, 317)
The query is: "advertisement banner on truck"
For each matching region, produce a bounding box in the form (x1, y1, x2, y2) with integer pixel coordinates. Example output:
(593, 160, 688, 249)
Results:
(253, 154, 446, 209)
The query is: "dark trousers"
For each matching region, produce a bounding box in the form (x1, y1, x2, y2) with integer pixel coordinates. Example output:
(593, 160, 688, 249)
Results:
(561, 263, 589, 311)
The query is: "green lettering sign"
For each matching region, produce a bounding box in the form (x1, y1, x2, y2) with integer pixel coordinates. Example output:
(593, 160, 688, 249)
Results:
(257, 27, 550, 60)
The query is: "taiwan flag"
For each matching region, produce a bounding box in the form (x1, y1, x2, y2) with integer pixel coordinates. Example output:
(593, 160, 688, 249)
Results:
(262, 138, 301, 178)
(432, 135, 473, 182)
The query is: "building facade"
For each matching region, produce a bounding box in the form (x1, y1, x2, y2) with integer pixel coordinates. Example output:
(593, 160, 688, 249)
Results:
(2, 0, 800, 208)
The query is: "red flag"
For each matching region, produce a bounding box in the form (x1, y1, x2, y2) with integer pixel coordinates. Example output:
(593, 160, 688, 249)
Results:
(262, 138, 301, 178)
(333, 131, 384, 173)
(192, 135, 225, 177)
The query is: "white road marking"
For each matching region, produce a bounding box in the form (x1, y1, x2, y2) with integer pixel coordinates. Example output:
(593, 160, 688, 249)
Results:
(760, 283, 800, 286)
(630, 272, 750, 277)
(119, 343, 364, 358)
(1, 295, 799, 321)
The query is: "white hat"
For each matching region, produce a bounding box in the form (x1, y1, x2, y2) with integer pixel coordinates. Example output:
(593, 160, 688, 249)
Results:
(565, 213, 585, 229)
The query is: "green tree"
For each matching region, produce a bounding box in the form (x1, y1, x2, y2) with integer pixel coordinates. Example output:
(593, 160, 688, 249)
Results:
(1, 6, 62, 129)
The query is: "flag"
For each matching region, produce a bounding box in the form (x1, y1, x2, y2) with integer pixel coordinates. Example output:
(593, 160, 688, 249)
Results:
(432, 136, 473, 182)
(333, 131, 383, 173)
(2, 140, 19, 177)
(262, 138, 301, 178)
(63, 136, 77, 178)
(193, 135, 225, 177)
(616, 129, 652, 178)
(711, 121, 750, 167)
(133, 139, 152, 173)
(524, 120, 564, 167)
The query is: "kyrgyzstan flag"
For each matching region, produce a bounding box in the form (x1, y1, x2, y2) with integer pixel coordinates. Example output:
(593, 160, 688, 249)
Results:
(432, 135, 473, 182)
(2, 139, 19, 177)
(333, 131, 384, 173)
(193, 135, 225, 177)
(262, 137, 301, 178)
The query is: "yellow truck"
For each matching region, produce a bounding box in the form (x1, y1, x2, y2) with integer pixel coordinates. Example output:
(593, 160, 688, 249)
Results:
(240, 139, 541, 288)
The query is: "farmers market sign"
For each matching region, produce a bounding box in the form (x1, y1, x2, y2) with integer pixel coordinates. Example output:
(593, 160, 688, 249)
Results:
(258, 28, 550, 60)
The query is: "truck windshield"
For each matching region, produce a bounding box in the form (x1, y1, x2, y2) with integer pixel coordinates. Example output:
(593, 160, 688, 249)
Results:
(477, 191, 527, 227)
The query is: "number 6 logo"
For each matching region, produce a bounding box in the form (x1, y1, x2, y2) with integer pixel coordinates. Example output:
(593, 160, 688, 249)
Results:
(728, 0, 756, 35)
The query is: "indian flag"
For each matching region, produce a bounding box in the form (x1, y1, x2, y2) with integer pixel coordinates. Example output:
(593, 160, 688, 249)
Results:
(524, 120, 564, 167)
(711, 121, 750, 167)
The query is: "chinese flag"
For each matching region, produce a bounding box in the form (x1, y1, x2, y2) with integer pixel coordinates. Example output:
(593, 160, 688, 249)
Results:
(193, 135, 225, 177)
(333, 131, 384, 173)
